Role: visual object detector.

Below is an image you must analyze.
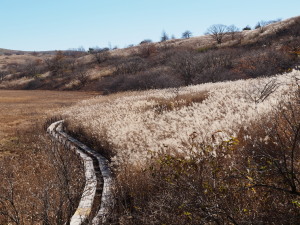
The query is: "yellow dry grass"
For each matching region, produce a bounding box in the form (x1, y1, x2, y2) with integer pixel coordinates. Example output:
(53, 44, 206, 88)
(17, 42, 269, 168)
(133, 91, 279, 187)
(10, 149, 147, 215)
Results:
(0, 90, 99, 155)
(0, 53, 48, 70)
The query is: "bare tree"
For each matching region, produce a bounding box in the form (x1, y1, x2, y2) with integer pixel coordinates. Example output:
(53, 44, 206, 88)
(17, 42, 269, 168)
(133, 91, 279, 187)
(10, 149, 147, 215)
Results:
(244, 78, 279, 106)
(226, 25, 240, 40)
(255, 21, 270, 33)
(22, 59, 45, 78)
(113, 57, 146, 75)
(182, 30, 192, 39)
(75, 64, 90, 86)
(255, 19, 282, 33)
(206, 24, 228, 44)
(89, 47, 110, 65)
(65, 47, 86, 57)
(64, 57, 77, 73)
(161, 31, 169, 42)
(170, 50, 201, 85)
(44, 51, 67, 76)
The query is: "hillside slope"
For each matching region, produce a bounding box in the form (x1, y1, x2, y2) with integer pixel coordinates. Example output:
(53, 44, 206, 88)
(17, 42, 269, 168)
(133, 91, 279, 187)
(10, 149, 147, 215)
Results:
(63, 70, 300, 164)
(61, 69, 300, 224)
(0, 16, 299, 92)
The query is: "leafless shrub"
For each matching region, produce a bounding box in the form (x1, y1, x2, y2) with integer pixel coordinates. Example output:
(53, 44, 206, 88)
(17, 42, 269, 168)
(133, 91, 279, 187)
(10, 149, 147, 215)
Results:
(64, 47, 87, 58)
(194, 48, 240, 83)
(255, 21, 270, 33)
(233, 86, 300, 223)
(75, 64, 90, 87)
(232, 49, 295, 78)
(255, 19, 282, 33)
(44, 51, 68, 76)
(64, 57, 77, 73)
(206, 24, 228, 44)
(226, 25, 240, 40)
(20, 59, 47, 78)
(108, 81, 300, 224)
(0, 125, 84, 224)
(6, 63, 21, 74)
(243, 101, 300, 194)
(169, 50, 200, 85)
(89, 47, 110, 65)
(99, 70, 181, 93)
(113, 56, 147, 76)
(138, 43, 157, 58)
(168, 48, 241, 85)
(244, 78, 279, 105)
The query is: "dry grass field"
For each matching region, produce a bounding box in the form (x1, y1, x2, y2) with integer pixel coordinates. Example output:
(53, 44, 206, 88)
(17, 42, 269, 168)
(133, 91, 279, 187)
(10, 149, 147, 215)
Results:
(0, 90, 98, 156)
(1, 16, 299, 93)
(0, 90, 98, 224)
(62, 70, 300, 224)
(0, 15, 299, 224)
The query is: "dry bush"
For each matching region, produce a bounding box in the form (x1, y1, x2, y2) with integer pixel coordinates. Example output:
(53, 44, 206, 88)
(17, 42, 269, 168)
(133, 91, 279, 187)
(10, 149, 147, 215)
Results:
(63, 72, 299, 167)
(99, 70, 181, 94)
(138, 43, 158, 58)
(73, 63, 90, 87)
(233, 86, 300, 223)
(44, 51, 81, 77)
(232, 49, 295, 78)
(111, 136, 243, 224)
(113, 56, 147, 76)
(89, 48, 110, 65)
(274, 16, 300, 39)
(44, 51, 66, 76)
(169, 48, 241, 85)
(109, 82, 300, 224)
(18, 59, 47, 78)
(0, 124, 84, 224)
(149, 91, 208, 114)
(60, 70, 300, 223)
(5, 62, 21, 75)
(169, 49, 200, 85)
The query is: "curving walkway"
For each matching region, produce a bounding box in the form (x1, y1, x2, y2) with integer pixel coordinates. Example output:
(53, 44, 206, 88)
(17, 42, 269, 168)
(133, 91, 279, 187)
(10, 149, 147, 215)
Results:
(47, 120, 114, 225)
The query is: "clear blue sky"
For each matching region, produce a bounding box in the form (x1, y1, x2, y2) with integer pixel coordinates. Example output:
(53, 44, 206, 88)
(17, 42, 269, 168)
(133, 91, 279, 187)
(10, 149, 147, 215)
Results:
(0, 0, 299, 51)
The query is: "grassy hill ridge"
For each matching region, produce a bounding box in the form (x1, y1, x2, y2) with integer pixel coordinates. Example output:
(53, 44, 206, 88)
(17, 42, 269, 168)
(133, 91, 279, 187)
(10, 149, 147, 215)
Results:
(0, 15, 299, 92)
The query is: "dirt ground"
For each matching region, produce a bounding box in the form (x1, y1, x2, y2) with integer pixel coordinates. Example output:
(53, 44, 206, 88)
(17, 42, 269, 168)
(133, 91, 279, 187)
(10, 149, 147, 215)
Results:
(0, 90, 98, 156)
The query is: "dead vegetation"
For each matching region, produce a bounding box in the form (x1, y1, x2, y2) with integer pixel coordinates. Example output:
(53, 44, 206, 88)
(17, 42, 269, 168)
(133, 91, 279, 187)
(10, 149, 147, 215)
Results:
(0, 16, 299, 93)
(60, 73, 300, 224)
(0, 90, 99, 224)
(148, 91, 208, 113)
(108, 81, 300, 224)
(0, 127, 85, 224)
(1, 15, 300, 225)
(0, 90, 98, 153)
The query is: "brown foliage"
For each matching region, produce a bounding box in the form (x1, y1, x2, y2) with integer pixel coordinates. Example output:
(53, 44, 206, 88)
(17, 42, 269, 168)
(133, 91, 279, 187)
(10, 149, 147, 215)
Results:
(0, 126, 84, 224)
(108, 84, 300, 224)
